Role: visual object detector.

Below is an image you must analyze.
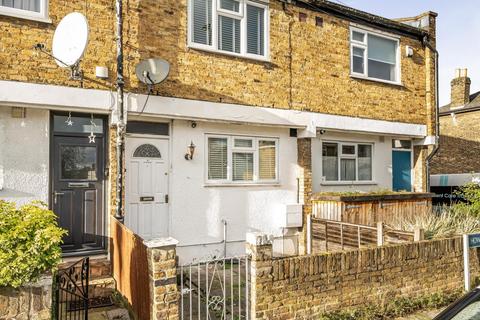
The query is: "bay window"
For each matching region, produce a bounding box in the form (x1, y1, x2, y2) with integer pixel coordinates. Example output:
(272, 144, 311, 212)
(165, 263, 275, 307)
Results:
(189, 0, 269, 59)
(207, 135, 278, 184)
(322, 142, 373, 182)
(0, 0, 49, 21)
(350, 27, 400, 84)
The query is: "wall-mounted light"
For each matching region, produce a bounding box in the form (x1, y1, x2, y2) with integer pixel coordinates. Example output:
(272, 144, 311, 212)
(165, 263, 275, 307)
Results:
(185, 141, 196, 160)
(406, 46, 414, 58)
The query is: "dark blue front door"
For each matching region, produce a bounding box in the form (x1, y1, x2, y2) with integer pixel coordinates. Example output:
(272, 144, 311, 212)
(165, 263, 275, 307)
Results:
(392, 151, 412, 192)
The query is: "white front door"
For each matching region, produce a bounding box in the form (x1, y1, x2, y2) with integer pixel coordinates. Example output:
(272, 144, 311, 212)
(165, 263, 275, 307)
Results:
(125, 136, 169, 239)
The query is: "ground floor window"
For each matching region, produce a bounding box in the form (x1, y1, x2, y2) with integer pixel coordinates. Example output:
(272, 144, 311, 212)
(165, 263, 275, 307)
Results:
(207, 135, 278, 184)
(322, 141, 373, 182)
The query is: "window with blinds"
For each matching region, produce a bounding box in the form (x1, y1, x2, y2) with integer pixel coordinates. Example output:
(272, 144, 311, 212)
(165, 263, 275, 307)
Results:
(322, 141, 373, 183)
(208, 137, 228, 180)
(189, 0, 269, 59)
(0, 0, 47, 20)
(206, 135, 278, 183)
(350, 27, 399, 83)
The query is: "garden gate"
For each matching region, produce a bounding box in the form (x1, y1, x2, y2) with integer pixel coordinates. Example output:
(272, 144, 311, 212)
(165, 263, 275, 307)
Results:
(52, 257, 90, 320)
(178, 256, 250, 320)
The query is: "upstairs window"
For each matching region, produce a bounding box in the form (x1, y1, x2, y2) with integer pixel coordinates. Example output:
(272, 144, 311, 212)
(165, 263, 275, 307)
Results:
(207, 135, 278, 184)
(189, 0, 269, 60)
(0, 0, 49, 22)
(350, 27, 400, 84)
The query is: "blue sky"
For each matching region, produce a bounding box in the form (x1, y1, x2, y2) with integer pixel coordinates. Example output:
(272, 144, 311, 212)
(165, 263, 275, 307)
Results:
(330, 0, 480, 106)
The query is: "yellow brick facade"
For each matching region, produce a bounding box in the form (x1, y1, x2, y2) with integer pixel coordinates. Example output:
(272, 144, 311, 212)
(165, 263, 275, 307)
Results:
(431, 110, 480, 175)
(0, 0, 435, 127)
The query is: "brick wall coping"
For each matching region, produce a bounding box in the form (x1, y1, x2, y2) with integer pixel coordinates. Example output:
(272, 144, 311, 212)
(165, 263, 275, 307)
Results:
(143, 237, 179, 248)
(312, 192, 435, 202)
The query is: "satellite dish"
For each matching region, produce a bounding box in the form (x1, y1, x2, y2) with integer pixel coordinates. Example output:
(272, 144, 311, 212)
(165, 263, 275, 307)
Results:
(52, 12, 89, 68)
(135, 58, 170, 86)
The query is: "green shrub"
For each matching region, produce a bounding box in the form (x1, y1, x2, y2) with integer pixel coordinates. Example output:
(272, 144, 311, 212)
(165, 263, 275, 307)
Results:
(0, 201, 67, 288)
(454, 182, 480, 217)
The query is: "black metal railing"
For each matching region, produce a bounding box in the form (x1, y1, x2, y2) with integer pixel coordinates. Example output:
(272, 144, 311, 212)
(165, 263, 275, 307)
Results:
(52, 257, 90, 320)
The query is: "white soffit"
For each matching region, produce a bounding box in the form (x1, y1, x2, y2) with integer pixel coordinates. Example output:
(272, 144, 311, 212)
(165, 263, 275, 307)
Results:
(128, 93, 427, 137)
(0, 80, 113, 113)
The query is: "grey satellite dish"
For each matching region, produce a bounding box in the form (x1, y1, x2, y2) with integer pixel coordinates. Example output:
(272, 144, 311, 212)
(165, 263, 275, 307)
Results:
(135, 58, 170, 86)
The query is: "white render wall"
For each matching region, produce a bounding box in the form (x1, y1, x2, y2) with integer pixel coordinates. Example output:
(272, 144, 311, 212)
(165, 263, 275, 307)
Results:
(168, 120, 300, 263)
(0, 107, 50, 205)
(311, 131, 397, 193)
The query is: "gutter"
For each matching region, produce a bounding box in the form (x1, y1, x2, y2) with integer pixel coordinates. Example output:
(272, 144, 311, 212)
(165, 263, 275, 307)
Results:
(423, 36, 439, 192)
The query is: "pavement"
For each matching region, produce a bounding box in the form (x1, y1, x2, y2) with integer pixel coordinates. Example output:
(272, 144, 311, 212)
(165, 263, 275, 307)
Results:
(88, 306, 131, 320)
(396, 309, 441, 320)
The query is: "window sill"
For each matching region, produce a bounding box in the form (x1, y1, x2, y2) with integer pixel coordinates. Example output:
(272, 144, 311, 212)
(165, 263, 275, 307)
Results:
(204, 182, 281, 188)
(350, 74, 403, 87)
(188, 43, 271, 63)
(0, 10, 51, 23)
(320, 181, 378, 186)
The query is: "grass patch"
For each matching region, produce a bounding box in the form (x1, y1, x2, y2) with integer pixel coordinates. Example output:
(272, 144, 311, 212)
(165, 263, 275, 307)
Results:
(319, 290, 462, 320)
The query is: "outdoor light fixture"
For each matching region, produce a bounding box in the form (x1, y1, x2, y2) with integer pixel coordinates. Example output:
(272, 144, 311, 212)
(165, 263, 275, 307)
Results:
(185, 141, 196, 160)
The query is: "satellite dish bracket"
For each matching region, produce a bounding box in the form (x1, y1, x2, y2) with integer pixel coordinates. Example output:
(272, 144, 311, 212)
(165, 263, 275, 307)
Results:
(34, 43, 84, 81)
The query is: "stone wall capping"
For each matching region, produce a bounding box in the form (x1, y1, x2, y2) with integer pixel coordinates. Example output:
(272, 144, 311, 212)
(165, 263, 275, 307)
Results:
(143, 237, 179, 249)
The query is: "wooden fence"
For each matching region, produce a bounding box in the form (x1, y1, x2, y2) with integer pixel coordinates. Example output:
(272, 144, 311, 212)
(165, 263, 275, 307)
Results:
(110, 217, 150, 320)
(312, 193, 434, 226)
(308, 217, 423, 254)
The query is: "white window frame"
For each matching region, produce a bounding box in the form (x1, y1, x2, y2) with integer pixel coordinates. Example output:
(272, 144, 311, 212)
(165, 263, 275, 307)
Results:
(0, 0, 50, 23)
(321, 141, 375, 184)
(350, 25, 401, 85)
(205, 134, 279, 185)
(188, 0, 270, 61)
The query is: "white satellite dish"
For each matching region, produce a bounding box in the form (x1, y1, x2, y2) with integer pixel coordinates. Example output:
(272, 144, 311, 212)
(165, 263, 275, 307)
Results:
(135, 58, 170, 86)
(52, 12, 89, 68)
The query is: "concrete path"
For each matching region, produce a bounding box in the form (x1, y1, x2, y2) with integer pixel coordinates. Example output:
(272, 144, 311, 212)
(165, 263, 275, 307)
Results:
(88, 306, 131, 320)
(397, 309, 441, 320)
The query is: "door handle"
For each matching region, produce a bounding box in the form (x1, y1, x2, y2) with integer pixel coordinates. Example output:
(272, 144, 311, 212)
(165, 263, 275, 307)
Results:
(54, 192, 65, 205)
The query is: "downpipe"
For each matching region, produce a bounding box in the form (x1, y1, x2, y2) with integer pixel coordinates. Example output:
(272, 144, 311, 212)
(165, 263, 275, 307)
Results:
(114, 0, 125, 221)
(423, 35, 440, 192)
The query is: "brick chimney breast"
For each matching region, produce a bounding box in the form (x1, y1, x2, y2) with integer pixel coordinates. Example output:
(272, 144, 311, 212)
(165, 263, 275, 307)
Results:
(450, 68, 471, 108)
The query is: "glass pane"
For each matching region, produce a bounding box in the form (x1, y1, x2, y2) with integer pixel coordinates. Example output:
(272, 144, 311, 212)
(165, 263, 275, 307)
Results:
(352, 31, 365, 42)
(234, 138, 253, 148)
(358, 145, 372, 181)
(220, 0, 240, 12)
(54, 115, 103, 134)
(247, 5, 265, 56)
(450, 300, 480, 320)
(218, 15, 241, 53)
(341, 159, 356, 181)
(233, 153, 254, 181)
(208, 137, 228, 180)
(192, 0, 213, 45)
(392, 139, 412, 149)
(352, 47, 364, 74)
(368, 34, 396, 64)
(133, 144, 161, 158)
(322, 143, 338, 181)
(259, 140, 276, 180)
(342, 145, 356, 155)
(1, 0, 40, 12)
(61, 146, 97, 180)
(368, 59, 396, 81)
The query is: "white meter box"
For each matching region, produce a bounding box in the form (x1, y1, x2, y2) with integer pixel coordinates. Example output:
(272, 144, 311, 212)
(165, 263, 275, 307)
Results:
(283, 204, 303, 228)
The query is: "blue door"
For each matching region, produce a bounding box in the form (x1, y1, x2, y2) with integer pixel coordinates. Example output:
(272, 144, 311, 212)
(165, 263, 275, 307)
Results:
(392, 151, 412, 191)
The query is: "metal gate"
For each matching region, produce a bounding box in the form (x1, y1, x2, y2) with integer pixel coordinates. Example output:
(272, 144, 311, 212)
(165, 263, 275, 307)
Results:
(52, 257, 90, 320)
(178, 256, 250, 320)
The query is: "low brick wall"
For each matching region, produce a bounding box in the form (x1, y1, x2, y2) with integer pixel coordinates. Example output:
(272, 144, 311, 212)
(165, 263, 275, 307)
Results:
(247, 236, 479, 319)
(0, 276, 52, 320)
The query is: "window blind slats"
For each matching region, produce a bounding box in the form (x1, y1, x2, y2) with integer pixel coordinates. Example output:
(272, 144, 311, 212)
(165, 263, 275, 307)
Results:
(192, 0, 212, 45)
(208, 137, 228, 180)
(259, 140, 276, 180)
(218, 15, 241, 53)
(233, 153, 253, 181)
(1, 0, 40, 12)
(247, 5, 265, 55)
(220, 0, 240, 12)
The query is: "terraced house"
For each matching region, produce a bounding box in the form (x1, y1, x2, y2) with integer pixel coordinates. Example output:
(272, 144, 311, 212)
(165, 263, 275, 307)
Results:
(0, 0, 437, 263)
